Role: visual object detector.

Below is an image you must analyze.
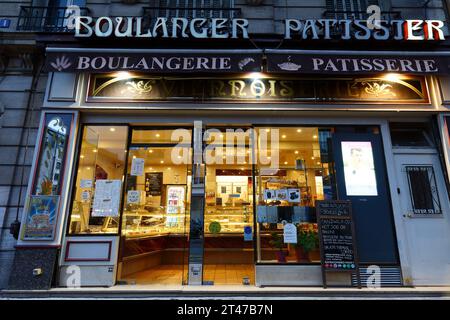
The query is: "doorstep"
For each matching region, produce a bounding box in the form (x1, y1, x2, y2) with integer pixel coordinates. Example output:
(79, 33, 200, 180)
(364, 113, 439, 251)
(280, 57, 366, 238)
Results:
(1, 285, 450, 299)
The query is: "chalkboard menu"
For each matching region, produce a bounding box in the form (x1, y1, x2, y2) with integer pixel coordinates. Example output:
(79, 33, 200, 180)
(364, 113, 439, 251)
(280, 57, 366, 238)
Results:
(316, 200, 361, 288)
(145, 172, 163, 196)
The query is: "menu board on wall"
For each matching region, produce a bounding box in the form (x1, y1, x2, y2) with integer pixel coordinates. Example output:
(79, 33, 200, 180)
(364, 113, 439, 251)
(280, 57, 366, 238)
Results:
(145, 172, 163, 196)
(92, 179, 122, 217)
(316, 200, 361, 288)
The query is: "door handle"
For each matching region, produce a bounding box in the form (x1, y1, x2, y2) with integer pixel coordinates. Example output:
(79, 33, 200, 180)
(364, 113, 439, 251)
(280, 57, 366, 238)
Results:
(403, 212, 412, 218)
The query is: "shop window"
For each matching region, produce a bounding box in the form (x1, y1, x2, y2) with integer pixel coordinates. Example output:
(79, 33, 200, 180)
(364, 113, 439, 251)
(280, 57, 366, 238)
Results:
(68, 126, 128, 235)
(255, 127, 335, 264)
(390, 122, 434, 148)
(21, 113, 74, 241)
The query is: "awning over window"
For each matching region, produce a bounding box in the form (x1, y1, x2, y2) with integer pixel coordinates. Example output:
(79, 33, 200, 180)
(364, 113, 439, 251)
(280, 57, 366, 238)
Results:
(43, 48, 263, 73)
(266, 49, 450, 75)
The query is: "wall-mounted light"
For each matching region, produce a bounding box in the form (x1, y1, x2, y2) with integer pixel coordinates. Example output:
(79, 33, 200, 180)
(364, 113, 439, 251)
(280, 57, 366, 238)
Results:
(384, 73, 402, 82)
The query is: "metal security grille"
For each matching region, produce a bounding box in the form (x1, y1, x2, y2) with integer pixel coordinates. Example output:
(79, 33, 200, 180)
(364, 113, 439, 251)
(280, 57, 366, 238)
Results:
(154, 0, 237, 19)
(351, 266, 403, 287)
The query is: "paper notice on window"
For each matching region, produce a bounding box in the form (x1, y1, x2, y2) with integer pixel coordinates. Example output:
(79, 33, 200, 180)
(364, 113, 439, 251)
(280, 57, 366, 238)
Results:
(130, 158, 145, 176)
(283, 223, 297, 244)
(127, 190, 140, 204)
(92, 179, 121, 217)
(80, 179, 93, 189)
(287, 188, 301, 203)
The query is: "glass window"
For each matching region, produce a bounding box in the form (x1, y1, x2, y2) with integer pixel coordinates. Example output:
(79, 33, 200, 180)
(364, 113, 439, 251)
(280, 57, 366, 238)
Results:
(256, 127, 335, 264)
(390, 122, 434, 147)
(68, 126, 128, 235)
(121, 145, 192, 238)
(406, 166, 442, 215)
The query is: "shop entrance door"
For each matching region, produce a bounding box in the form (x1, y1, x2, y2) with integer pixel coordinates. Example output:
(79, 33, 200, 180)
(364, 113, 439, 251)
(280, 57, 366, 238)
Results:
(332, 132, 399, 265)
(118, 128, 192, 285)
(394, 152, 450, 285)
(202, 128, 255, 285)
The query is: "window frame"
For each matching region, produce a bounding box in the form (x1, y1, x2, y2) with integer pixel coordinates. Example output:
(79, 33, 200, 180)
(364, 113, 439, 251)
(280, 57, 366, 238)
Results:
(66, 123, 131, 237)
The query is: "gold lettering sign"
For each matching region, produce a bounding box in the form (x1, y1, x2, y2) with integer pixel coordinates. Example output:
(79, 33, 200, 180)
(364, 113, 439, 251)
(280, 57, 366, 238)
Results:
(88, 74, 428, 103)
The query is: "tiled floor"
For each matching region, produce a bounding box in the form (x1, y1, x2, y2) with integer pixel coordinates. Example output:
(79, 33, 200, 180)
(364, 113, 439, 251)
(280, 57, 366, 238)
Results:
(122, 264, 254, 285)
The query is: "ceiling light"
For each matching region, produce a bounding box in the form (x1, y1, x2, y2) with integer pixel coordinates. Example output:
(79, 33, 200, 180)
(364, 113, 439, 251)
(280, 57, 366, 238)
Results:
(109, 127, 116, 132)
(284, 161, 288, 165)
(313, 135, 317, 139)
(80, 155, 84, 159)
(311, 156, 315, 160)
(265, 129, 270, 132)
(160, 160, 164, 164)
(148, 149, 153, 153)
(155, 134, 160, 138)
(295, 151, 299, 154)
(282, 135, 286, 139)
(297, 129, 302, 133)
(384, 73, 402, 82)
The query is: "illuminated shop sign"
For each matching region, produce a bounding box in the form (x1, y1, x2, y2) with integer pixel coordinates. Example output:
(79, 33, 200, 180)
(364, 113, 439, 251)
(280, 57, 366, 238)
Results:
(44, 51, 262, 73)
(73, 16, 446, 41)
(285, 19, 445, 41)
(88, 74, 428, 103)
(267, 53, 449, 74)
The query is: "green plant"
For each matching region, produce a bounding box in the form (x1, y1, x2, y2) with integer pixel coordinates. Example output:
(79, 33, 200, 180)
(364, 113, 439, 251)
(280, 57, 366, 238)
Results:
(269, 232, 284, 251)
(298, 230, 319, 253)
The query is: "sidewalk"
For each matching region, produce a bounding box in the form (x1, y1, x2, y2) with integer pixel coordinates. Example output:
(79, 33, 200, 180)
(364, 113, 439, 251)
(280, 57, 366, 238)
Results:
(2, 285, 450, 299)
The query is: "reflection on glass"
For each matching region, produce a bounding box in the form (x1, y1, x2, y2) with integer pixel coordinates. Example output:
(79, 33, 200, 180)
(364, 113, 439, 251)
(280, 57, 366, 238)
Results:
(68, 126, 128, 234)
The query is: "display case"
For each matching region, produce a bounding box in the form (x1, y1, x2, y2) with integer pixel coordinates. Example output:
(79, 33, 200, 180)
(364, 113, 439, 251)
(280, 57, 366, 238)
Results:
(204, 205, 253, 234)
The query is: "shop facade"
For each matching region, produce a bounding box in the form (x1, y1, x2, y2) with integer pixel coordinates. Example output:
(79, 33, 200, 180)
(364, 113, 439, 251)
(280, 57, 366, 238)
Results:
(8, 54, 450, 288)
(3, 1, 450, 290)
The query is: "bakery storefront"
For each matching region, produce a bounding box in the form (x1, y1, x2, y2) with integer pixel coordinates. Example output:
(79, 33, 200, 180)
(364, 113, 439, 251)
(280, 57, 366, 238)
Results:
(11, 43, 450, 289)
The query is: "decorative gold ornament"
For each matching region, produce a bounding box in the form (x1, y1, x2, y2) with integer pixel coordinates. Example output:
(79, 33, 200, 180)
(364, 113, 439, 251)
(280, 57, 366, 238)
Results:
(361, 82, 396, 97)
(126, 80, 154, 94)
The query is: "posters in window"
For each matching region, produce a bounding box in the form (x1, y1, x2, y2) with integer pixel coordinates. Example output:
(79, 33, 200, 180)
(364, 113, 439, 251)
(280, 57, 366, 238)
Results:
(276, 189, 288, 201)
(341, 141, 378, 196)
(92, 179, 121, 217)
(287, 188, 301, 203)
(145, 172, 163, 196)
(263, 189, 276, 201)
(22, 195, 59, 240)
(130, 158, 145, 176)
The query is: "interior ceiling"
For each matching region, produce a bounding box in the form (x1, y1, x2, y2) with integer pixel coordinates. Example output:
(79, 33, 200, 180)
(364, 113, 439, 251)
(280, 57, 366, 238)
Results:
(80, 127, 323, 167)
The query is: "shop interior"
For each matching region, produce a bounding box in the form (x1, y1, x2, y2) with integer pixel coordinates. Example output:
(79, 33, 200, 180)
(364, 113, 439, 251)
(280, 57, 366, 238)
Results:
(67, 125, 333, 286)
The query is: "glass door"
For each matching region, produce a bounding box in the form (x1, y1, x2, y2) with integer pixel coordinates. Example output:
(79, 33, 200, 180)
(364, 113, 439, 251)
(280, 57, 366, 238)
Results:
(202, 127, 255, 285)
(118, 128, 192, 285)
